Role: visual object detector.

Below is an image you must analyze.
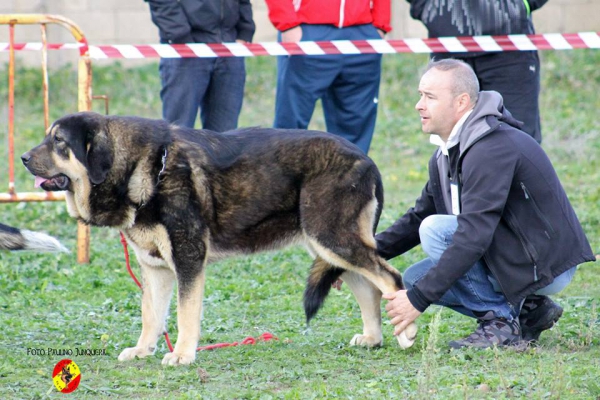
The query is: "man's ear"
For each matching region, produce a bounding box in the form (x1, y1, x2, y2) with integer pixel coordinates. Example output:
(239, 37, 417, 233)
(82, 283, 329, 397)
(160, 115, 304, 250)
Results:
(456, 92, 472, 113)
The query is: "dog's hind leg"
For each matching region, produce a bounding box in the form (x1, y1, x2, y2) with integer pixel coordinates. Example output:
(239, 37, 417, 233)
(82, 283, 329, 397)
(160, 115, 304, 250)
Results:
(305, 238, 418, 349)
(341, 271, 384, 347)
(301, 172, 417, 348)
(119, 263, 176, 362)
(303, 257, 384, 347)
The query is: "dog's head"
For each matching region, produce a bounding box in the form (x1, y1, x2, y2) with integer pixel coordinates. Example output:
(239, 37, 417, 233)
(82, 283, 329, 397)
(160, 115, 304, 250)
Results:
(22, 112, 114, 191)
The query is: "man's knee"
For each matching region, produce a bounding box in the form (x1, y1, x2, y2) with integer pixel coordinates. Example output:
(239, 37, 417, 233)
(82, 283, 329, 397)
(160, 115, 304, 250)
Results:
(418, 214, 457, 255)
(418, 215, 441, 242)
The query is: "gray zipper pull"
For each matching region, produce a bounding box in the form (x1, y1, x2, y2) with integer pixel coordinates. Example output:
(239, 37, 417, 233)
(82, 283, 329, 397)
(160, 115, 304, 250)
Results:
(520, 182, 529, 199)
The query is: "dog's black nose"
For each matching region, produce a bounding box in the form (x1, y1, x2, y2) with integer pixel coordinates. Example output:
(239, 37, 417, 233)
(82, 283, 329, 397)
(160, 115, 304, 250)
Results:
(21, 152, 31, 165)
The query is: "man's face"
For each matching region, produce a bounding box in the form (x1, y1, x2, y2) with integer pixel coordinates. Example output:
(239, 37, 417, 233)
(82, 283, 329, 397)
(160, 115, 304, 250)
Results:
(415, 68, 462, 141)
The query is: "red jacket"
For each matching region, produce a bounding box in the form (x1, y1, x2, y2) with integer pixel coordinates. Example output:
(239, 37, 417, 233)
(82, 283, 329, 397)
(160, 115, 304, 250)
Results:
(265, 0, 392, 33)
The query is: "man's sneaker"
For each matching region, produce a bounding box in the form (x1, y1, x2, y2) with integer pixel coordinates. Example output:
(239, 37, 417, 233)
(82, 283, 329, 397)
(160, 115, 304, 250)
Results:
(519, 295, 563, 342)
(449, 318, 521, 349)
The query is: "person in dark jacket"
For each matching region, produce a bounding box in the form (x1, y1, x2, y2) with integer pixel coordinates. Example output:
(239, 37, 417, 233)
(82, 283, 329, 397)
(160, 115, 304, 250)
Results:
(378, 59, 595, 348)
(406, 0, 547, 143)
(146, 0, 255, 131)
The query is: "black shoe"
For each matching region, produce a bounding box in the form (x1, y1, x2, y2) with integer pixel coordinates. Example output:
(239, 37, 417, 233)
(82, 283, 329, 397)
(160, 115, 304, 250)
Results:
(449, 318, 521, 349)
(519, 295, 563, 342)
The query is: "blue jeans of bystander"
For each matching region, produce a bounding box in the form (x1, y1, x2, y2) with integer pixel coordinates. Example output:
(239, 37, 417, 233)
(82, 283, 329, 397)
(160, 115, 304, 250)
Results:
(159, 57, 246, 132)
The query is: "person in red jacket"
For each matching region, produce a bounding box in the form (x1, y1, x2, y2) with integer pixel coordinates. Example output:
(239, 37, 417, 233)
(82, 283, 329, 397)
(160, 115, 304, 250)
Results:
(265, 0, 392, 154)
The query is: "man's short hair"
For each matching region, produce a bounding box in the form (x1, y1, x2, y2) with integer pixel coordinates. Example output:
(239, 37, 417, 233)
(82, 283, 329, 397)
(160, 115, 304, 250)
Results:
(424, 59, 480, 104)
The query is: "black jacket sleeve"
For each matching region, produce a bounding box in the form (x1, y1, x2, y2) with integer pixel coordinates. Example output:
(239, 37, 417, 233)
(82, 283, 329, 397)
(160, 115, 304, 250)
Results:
(147, 0, 194, 44)
(236, 0, 255, 42)
(375, 180, 437, 260)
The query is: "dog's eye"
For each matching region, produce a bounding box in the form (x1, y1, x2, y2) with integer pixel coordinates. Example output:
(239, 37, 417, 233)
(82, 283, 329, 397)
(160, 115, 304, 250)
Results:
(54, 136, 63, 143)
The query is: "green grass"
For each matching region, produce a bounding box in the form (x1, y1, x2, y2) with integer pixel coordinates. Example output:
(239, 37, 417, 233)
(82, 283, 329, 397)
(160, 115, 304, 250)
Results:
(0, 50, 599, 399)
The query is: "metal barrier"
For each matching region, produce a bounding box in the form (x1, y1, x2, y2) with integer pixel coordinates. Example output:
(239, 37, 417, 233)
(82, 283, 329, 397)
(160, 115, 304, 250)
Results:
(0, 14, 92, 264)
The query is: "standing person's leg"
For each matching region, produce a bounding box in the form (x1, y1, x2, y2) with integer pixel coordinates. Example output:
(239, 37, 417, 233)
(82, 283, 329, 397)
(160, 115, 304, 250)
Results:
(321, 24, 382, 154)
(273, 25, 338, 130)
(159, 58, 212, 128)
(201, 57, 246, 132)
(470, 51, 542, 143)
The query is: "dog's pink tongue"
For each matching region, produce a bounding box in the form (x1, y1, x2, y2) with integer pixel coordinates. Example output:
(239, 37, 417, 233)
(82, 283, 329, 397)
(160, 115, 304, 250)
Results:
(34, 176, 48, 188)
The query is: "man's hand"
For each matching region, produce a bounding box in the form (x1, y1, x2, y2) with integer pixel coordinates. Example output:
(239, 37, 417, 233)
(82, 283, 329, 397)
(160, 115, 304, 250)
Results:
(383, 290, 422, 336)
(281, 26, 302, 42)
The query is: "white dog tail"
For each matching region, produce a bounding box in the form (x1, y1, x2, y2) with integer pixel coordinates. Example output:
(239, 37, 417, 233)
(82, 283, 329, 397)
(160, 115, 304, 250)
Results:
(0, 223, 69, 253)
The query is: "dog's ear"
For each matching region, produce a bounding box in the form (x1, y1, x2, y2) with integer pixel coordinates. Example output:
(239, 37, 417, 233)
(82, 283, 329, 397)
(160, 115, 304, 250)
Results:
(81, 113, 114, 185)
(87, 131, 113, 185)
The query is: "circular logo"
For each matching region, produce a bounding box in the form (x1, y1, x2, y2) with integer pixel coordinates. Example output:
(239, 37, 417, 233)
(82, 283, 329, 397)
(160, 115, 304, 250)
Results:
(52, 359, 81, 393)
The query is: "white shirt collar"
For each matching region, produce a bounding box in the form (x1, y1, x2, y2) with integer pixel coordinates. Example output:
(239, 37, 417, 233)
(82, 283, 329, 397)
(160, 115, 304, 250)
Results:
(429, 109, 474, 156)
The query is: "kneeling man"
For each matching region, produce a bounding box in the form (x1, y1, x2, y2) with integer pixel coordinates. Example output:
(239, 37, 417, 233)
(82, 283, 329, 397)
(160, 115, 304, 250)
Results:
(378, 59, 595, 348)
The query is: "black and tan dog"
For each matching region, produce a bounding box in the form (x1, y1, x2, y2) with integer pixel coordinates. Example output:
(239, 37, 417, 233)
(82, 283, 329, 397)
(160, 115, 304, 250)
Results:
(0, 222, 68, 252)
(22, 112, 417, 366)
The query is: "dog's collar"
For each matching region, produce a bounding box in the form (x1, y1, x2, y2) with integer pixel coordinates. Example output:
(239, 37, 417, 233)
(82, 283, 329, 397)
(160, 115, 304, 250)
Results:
(138, 146, 168, 210)
(157, 146, 168, 185)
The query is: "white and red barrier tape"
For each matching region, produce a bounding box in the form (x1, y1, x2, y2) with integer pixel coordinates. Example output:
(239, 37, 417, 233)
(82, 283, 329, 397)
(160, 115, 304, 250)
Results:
(1, 32, 599, 58)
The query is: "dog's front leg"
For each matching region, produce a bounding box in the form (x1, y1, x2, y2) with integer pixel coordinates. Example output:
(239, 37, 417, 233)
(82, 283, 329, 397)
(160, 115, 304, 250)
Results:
(119, 262, 175, 362)
(161, 267, 206, 366)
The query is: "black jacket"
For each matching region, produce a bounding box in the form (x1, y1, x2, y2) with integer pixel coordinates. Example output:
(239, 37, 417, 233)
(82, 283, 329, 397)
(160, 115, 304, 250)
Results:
(406, 0, 548, 58)
(146, 0, 255, 44)
(376, 91, 595, 312)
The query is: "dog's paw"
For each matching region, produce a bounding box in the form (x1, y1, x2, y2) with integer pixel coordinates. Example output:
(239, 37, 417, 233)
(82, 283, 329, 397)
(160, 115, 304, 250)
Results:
(396, 322, 418, 349)
(349, 334, 383, 347)
(161, 352, 196, 366)
(118, 346, 155, 361)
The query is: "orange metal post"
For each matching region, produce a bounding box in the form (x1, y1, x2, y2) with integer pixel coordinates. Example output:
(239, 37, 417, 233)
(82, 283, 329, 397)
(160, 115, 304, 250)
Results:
(77, 55, 93, 264)
(41, 23, 50, 130)
(0, 14, 93, 263)
(8, 23, 15, 197)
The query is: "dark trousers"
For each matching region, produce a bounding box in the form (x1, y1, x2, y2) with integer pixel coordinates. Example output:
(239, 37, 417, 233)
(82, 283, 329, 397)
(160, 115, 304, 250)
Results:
(460, 51, 542, 143)
(159, 57, 246, 132)
(274, 24, 382, 154)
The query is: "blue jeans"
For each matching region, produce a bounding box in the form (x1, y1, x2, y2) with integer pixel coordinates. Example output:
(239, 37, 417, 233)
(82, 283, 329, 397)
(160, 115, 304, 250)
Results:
(404, 215, 576, 321)
(159, 57, 246, 132)
(273, 24, 382, 154)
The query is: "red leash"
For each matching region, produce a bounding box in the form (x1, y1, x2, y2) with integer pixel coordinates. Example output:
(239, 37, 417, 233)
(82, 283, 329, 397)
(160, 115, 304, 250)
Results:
(119, 232, 277, 352)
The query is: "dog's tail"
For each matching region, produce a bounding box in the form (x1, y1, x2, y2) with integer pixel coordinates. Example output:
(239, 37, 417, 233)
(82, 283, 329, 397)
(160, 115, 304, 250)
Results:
(304, 257, 344, 325)
(0, 223, 69, 253)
